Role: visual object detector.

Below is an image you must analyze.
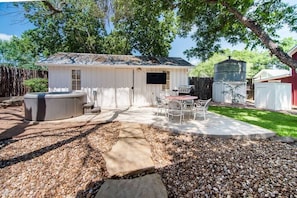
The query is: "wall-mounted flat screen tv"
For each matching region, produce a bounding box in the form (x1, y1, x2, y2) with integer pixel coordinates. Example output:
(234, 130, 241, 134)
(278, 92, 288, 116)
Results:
(146, 72, 166, 84)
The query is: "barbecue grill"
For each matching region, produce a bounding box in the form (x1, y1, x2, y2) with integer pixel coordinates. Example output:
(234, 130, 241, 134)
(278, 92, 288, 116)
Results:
(178, 85, 195, 96)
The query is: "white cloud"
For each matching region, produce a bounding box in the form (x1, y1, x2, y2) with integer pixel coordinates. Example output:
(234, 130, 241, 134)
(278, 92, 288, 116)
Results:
(0, 33, 13, 41)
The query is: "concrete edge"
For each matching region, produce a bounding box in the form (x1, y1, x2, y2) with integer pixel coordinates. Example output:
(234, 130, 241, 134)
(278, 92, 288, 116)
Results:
(150, 124, 276, 140)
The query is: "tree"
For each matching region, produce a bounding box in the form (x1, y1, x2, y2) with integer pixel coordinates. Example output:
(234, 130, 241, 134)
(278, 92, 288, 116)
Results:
(190, 52, 226, 77)
(280, 37, 297, 52)
(113, 0, 177, 56)
(102, 30, 132, 55)
(190, 37, 297, 78)
(7, 0, 297, 68)
(190, 49, 272, 78)
(17, 0, 107, 55)
(0, 35, 39, 68)
(168, 0, 297, 69)
(13, 0, 176, 58)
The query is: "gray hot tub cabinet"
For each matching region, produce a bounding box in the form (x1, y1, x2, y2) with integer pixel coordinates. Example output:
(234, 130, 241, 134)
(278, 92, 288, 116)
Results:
(24, 92, 87, 121)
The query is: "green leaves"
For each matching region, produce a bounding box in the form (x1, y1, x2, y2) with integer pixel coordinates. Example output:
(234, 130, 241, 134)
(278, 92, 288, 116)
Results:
(2, 0, 297, 69)
(190, 37, 297, 78)
(114, 0, 177, 56)
(24, 78, 48, 92)
(176, 0, 297, 68)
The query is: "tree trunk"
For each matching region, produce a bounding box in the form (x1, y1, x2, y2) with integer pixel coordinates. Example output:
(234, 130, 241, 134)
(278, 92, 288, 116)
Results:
(220, 1, 297, 69)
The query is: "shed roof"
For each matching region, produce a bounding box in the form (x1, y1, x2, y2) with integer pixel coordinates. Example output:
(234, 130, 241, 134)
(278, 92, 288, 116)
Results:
(253, 69, 291, 82)
(38, 52, 193, 68)
(288, 45, 297, 57)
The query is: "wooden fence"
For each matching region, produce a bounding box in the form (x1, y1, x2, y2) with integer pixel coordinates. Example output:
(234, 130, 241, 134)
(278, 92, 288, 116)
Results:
(189, 77, 213, 99)
(189, 77, 254, 100)
(0, 66, 48, 97)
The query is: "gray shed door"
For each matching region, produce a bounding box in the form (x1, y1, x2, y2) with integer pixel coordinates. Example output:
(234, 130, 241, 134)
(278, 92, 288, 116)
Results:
(115, 69, 133, 108)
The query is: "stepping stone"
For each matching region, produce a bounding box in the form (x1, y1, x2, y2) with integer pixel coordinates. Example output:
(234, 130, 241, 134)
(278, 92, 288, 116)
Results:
(103, 138, 154, 176)
(118, 123, 144, 138)
(95, 174, 167, 198)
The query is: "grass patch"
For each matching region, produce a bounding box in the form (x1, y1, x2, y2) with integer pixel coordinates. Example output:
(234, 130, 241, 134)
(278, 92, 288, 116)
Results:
(209, 106, 297, 138)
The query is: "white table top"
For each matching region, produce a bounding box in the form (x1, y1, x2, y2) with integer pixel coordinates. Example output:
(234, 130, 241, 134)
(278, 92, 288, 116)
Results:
(165, 95, 198, 101)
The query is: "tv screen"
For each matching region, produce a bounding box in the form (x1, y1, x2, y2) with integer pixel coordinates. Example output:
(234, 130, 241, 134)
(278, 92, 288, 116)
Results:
(146, 73, 166, 84)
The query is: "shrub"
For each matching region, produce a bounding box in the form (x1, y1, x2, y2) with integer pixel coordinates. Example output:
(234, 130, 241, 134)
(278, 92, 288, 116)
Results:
(24, 78, 48, 92)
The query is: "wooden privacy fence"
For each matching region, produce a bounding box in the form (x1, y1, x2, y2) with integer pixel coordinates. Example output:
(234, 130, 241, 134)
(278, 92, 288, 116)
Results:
(189, 77, 213, 99)
(0, 66, 48, 97)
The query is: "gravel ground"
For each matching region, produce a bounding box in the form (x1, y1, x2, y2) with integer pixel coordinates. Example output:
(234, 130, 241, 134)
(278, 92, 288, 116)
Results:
(143, 128, 297, 197)
(1, 106, 297, 197)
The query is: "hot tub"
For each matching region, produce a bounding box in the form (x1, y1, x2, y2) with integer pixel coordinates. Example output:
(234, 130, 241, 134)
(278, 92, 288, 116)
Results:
(24, 92, 87, 121)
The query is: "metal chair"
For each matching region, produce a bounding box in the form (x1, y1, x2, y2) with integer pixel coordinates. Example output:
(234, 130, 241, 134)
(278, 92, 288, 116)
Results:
(192, 98, 212, 120)
(156, 96, 168, 116)
(182, 99, 195, 118)
(167, 100, 184, 124)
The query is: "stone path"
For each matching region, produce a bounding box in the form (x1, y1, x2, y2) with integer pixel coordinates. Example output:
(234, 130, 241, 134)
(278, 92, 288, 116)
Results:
(96, 123, 167, 197)
(96, 174, 167, 198)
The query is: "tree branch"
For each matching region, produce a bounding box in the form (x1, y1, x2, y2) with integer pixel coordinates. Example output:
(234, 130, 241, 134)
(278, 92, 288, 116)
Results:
(219, 1, 297, 69)
(42, 0, 63, 15)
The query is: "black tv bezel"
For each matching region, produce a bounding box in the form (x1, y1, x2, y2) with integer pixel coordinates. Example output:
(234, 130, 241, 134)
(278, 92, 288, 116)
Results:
(146, 72, 167, 84)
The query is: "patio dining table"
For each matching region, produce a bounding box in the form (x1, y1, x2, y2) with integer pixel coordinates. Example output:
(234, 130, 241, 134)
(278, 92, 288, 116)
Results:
(165, 95, 198, 101)
(165, 95, 198, 120)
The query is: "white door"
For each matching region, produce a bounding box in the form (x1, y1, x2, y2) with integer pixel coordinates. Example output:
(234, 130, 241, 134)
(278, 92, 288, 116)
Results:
(115, 69, 133, 108)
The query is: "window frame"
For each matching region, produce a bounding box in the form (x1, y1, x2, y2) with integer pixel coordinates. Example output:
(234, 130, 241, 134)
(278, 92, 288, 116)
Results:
(71, 70, 81, 90)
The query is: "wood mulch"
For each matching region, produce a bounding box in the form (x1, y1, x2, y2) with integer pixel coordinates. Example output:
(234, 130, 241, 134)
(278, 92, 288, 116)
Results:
(1, 106, 297, 197)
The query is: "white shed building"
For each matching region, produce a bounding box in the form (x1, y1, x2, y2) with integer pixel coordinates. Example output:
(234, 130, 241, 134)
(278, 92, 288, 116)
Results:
(38, 53, 193, 108)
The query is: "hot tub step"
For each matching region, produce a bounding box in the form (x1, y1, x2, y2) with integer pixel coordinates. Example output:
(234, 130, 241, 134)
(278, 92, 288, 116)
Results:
(83, 102, 95, 114)
(91, 107, 101, 114)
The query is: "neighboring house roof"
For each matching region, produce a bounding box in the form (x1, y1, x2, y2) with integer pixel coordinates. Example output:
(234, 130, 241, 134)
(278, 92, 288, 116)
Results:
(288, 45, 297, 57)
(253, 69, 291, 82)
(38, 52, 193, 68)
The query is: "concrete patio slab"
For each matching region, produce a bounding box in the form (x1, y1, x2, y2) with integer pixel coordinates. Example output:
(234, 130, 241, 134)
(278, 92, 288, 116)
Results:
(113, 107, 276, 139)
(95, 174, 167, 198)
(43, 106, 276, 139)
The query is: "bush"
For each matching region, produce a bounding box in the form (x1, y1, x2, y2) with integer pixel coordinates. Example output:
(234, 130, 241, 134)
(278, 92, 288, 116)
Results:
(24, 78, 48, 92)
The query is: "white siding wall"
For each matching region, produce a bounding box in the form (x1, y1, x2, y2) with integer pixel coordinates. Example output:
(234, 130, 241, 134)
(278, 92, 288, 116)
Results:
(133, 68, 189, 106)
(213, 82, 246, 104)
(82, 67, 116, 108)
(48, 66, 190, 108)
(48, 67, 71, 92)
(170, 68, 189, 89)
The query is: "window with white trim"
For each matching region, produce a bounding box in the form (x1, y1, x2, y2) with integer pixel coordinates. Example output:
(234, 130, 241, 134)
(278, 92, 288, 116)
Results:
(72, 70, 81, 90)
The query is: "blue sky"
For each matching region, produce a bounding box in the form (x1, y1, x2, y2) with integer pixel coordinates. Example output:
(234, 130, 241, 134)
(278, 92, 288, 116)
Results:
(0, 1, 296, 64)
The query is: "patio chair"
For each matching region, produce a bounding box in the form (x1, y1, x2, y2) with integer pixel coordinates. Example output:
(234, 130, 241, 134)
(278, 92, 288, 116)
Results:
(192, 98, 212, 120)
(167, 100, 184, 124)
(156, 96, 168, 116)
(182, 99, 195, 118)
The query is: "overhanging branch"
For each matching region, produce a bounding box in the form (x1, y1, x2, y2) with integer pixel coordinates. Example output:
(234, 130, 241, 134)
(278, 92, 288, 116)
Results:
(42, 0, 64, 15)
(214, 1, 297, 69)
